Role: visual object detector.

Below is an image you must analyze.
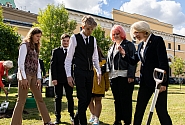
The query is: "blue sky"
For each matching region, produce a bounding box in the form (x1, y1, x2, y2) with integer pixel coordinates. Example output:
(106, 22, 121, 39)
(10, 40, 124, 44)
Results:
(14, 0, 185, 36)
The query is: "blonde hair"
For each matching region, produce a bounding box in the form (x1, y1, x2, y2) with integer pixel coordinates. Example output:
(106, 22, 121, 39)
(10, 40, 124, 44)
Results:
(81, 15, 97, 27)
(130, 21, 151, 40)
(3, 60, 13, 69)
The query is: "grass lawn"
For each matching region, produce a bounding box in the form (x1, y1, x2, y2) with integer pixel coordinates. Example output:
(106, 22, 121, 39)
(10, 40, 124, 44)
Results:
(0, 84, 185, 125)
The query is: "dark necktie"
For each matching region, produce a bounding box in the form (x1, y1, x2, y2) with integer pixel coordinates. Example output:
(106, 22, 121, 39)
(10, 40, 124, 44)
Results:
(85, 38, 88, 45)
(64, 49, 67, 56)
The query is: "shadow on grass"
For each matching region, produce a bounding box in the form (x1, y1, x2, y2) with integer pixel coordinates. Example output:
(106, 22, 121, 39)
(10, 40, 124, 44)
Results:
(168, 92, 185, 94)
(99, 120, 110, 125)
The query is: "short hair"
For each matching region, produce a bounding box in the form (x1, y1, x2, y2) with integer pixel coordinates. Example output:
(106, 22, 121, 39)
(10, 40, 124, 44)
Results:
(130, 21, 151, 40)
(3, 60, 13, 69)
(61, 34, 70, 40)
(81, 15, 97, 27)
(110, 25, 126, 41)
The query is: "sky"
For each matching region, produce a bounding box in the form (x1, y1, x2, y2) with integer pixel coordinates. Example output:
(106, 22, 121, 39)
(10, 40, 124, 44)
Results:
(14, 0, 185, 36)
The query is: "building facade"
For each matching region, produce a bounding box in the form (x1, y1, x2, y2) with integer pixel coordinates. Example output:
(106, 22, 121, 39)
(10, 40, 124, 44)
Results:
(1, 2, 185, 76)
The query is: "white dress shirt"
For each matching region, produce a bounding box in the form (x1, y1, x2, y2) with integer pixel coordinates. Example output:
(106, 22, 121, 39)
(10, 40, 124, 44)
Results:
(65, 31, 101, 77)
(18, 44, 41, 80)
(140, 34, 151, 58)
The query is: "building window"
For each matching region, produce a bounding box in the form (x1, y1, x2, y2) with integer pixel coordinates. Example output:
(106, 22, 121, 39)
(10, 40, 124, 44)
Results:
(168, 43, 171, 49)
(178, 45, 181, 50)
(80, 27, 82, 31)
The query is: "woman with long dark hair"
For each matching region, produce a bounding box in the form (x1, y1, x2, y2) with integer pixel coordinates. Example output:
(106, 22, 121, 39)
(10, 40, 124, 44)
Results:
(11, 27, 54, 125)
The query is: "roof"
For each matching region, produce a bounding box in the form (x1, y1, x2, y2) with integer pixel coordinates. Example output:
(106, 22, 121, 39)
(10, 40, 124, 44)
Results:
(66, 8, 114, 21)
(3, 18, 33, 27)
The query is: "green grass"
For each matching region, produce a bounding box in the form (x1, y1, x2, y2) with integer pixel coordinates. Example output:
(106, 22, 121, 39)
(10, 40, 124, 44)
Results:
(0, 84, 185, 125)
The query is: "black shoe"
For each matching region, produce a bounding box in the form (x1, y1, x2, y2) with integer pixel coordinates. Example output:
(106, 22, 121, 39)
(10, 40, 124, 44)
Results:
(54, 119, 61, 124)
(113, 121, 122, 125)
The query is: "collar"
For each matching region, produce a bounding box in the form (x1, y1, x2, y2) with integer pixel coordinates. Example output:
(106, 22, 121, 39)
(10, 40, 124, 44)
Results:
(144, 33, 152, 45)
(80, 31, 89, 39)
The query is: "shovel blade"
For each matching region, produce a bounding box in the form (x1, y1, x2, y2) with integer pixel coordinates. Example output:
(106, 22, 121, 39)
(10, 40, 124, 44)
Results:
(0, 101, 9, 113)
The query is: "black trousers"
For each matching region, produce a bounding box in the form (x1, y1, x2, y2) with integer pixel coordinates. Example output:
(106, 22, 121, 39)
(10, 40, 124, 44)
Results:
(54, 81, 74, 119)
(110, 77, 134, 124)
(74, 67, 94, 125)
(133, 85, 172, 125)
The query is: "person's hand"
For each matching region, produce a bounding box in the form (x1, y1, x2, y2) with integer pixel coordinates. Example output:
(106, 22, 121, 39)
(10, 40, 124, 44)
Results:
(36, 79, 41, 90)
(20, 79, 29, 89)
(118, 46, 126, 56)
(97, 74, 102, 85)
(52, 80, 58, 86)
(159, 85, 166, 93)
(128, 78, 134, 83)
(67, 77, 75, 88)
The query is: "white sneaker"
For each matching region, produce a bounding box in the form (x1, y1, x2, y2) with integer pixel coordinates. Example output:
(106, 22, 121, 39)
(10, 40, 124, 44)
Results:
(93, 116, 99, 125)
(88, 115, 95, 123)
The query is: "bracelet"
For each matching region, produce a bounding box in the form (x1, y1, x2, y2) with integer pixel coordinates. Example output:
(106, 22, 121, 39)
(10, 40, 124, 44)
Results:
(37, 78, 41, 80)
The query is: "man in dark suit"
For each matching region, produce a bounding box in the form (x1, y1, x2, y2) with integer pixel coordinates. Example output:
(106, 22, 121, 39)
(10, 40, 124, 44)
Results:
(51, 34, 74, 124)
(119, 21, 172, 125)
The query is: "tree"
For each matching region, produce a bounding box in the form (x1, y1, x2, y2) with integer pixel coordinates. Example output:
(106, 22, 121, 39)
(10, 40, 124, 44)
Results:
(170, 56, 185, 89)
(34, 4, 77, 71)
(0, 6, 21, 73)
(91, 25, 112, 56)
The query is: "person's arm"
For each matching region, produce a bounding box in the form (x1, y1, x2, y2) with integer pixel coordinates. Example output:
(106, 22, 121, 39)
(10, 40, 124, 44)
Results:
(126, 42, 137, 78)
(18, 43, 29, 89)
(51, 49, 58, 81)
(118, 45, 139, 65)
(92, 38, 101, 75)
(65, 34, 76, 77)
(156, 36, 169, 87)
(39, 59, 46, 77)
(92, 38, 101, 85)
(18, 44, 27, 80)
(65, 34, 76, 87)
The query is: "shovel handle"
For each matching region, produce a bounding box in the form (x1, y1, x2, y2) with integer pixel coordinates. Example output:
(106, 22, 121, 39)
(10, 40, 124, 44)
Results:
(5, 83, 11, 101)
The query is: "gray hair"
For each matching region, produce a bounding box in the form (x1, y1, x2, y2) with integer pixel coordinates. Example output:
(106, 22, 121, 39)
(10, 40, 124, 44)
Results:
(130, 21, 151, 40)
(3, 60, 13, 69)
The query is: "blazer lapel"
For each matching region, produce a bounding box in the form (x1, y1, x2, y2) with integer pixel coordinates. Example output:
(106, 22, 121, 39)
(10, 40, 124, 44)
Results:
(143, 34, 154, 60)
(138, 42, 144, 63)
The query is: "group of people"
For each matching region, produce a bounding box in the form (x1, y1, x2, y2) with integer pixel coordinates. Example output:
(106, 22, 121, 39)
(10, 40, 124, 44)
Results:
(5, 14, 172, 125)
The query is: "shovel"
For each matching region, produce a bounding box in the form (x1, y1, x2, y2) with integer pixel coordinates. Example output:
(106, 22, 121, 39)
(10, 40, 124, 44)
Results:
(0, 83, 11, 113)
(146, 68, 165, 125)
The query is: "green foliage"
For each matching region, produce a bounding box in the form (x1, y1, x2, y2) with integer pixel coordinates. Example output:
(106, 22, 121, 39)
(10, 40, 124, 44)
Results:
(0, 7, 21, 73)
(170, 56, 185, 89)
(170, 56, 185, 77)
(34, 4, 77, 72)
(91, 25, 111, 56)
